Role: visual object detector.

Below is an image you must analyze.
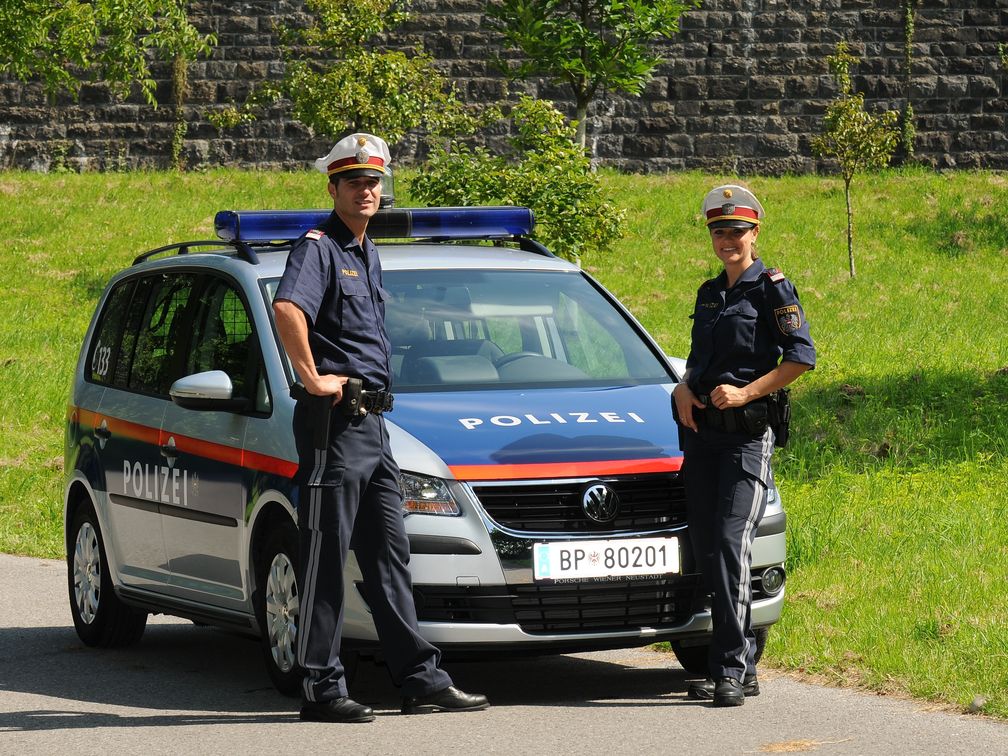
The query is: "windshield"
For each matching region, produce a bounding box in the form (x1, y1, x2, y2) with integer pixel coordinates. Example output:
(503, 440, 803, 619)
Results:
(266, 269, 672, 391)
(385, 269, 669, 391)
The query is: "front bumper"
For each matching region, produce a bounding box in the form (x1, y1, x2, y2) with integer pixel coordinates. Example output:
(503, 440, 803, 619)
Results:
(342, 477, 787, 650)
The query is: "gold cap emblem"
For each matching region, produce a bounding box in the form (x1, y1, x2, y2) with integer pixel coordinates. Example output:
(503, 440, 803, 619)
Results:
(723, 188, 733, 198)
(357, 136, 368, 146)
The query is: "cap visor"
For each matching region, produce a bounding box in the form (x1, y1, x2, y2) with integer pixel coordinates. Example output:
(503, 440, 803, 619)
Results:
(707, 219, 757, 229)
(332, 167, 386, 179)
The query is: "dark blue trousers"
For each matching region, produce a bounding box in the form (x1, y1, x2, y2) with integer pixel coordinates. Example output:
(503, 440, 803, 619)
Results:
(682, 425, 774, 681)
(293, 404, 451, 702)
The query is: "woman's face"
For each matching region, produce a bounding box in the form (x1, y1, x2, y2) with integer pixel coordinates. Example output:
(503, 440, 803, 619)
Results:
(709, 224, 759, 267)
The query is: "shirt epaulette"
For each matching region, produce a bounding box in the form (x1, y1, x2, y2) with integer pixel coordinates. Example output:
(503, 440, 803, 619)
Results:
(766, 267, 786, 283)
(305, 229, 325, 240)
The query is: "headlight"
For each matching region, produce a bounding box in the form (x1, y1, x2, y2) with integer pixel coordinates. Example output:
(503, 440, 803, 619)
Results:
(399, 472, 460, 516)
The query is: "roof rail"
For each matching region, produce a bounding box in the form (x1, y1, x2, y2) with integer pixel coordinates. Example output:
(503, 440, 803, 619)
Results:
(132, 240, 260, 266)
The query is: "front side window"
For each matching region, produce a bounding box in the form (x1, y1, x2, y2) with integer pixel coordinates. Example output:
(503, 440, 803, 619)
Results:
(129, 273, 200, 395)
(184, 278, 267, 410)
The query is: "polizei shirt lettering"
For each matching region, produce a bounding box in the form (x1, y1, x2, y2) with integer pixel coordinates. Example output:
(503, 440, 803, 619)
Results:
(275, 212, 392, 390)
(685, 258, 816, 394)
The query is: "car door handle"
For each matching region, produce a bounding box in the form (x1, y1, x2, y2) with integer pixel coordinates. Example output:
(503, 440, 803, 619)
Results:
(160, 444, 179, 459)
(95, 426, 111, 441)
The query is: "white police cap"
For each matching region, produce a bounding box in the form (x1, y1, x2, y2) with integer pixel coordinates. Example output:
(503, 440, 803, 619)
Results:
(702, 184, 764, 228)
(314, 133, 391, 179)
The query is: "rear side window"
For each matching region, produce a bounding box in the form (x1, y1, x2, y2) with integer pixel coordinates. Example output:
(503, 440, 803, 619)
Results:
(87, 280, 135, 385)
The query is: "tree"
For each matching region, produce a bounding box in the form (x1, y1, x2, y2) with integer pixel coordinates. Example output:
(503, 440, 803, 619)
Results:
(811, 42, 899, 279)
(0, 0, 214, 106)
(210, 0, 479, 144)
(900, 0, 921, 160)
(410, 96, 625, 265)
(489, 0, 699, 150)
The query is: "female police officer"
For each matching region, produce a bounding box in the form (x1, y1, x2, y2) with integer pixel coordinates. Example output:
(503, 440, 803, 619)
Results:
(672, 184, 816, 707)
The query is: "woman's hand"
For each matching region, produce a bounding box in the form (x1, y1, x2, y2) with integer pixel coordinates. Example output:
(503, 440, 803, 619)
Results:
(673, 382, 705, 432)
(708, 383, 752, 410)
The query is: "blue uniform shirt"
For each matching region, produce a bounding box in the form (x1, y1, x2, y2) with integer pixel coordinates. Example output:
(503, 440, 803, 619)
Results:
(275, 211, 392, 391)
(685, 258, 816, 395)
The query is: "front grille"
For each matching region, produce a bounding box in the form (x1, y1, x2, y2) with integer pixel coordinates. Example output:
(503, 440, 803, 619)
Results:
(471, 473, 686, 533)
(414, 575, 701, 633)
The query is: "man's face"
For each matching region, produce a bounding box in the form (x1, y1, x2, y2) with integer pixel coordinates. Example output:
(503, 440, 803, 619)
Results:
(328, 175, 382, 223)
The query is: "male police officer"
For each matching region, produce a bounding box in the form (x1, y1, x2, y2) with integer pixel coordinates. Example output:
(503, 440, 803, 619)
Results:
(274, 133, 489, 723)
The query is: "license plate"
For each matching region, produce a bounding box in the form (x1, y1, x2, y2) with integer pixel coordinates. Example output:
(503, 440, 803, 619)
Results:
(533, 537, 680, 581)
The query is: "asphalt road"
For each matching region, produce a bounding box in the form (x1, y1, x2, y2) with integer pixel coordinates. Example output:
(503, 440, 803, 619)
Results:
(2, 553, 1006, 755)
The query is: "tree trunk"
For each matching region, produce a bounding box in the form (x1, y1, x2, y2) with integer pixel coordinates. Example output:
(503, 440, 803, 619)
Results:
(844, 176, 856, 278)
(574, 99, 588, 151)
(171, 54, 189, 171)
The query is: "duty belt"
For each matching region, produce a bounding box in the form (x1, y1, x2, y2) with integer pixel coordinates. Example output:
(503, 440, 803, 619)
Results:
(697, 395, 766, 435)
(360, 389, 394, 414)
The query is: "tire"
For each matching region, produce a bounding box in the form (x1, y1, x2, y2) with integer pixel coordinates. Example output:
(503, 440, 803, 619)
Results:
(254, 525, 302, 697)
(67, 504, 147, 647)
(752, 626, 768, 664)
(671, 627, 769, 675)
(670, 640, 709, 675)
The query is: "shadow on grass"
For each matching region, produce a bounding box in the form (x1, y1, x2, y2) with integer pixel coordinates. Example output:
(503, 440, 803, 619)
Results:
(784, 366, 1008, 478)
(917, 204, 1008, 259)
(70, 269, 113, 302)
(780, 367, 1008, 571)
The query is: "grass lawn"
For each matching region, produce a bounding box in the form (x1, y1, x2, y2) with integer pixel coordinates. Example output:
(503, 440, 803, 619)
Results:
(1, 168, 1006, 718)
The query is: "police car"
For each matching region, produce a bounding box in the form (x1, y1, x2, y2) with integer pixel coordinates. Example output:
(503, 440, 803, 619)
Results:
(64, 205, 787, 694)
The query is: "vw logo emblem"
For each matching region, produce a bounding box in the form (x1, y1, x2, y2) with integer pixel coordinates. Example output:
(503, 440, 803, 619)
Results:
(582, 482, 619, 523)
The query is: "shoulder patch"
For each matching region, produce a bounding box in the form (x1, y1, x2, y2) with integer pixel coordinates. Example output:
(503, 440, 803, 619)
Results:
(774, 304, 802, 335)
(305, 229, 325, 240)
(766, 267, 786, 283)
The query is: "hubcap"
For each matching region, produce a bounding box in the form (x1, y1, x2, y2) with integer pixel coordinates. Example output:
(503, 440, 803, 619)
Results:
(264, 551, 299, 673)
(73, 522, 101, 624)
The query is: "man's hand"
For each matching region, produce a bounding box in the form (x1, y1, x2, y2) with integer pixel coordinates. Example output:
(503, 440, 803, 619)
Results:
(673, 382, 704, 432)
(305, 374, 348, 404)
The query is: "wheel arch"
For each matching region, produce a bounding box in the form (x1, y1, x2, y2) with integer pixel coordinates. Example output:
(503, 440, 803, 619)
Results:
(247, 495, 297, 609)
(64, 475, 98, 553)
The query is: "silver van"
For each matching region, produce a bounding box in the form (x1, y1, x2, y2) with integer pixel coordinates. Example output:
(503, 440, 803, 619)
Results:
(64, 206, 787, 693)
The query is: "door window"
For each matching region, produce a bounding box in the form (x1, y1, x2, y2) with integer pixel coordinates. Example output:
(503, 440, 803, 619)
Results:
(129, 273, 201, 395)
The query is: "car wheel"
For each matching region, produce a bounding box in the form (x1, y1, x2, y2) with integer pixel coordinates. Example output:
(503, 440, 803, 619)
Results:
(752, 626, 768, 664)
(671, 627, 769, 675)
(670, 639, 708, 675)
(67, 504, 147, 647)
(255, 525, 302, 697)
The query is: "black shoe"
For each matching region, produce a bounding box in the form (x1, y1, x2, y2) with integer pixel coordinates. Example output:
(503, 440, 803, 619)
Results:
(401, 685, 489, 714)
(300, 696, 375, 723)
(688, 674, 759, 700)
(712, 677, 745, 707)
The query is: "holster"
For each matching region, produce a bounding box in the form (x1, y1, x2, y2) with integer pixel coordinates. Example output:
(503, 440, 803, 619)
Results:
(695, 395, 769, 437)
(766, 388, 791, 448)
(339, 377, 363, 417)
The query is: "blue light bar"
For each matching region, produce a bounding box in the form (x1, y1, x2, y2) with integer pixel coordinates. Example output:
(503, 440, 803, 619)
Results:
(214, 206, 535, 243)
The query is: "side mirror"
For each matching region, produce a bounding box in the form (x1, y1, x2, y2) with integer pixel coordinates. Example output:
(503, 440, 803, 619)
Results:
(169, 370, 248, 412)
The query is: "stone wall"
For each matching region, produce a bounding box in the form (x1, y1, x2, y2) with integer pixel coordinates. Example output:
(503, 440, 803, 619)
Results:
(0, 0, 1005, 174)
